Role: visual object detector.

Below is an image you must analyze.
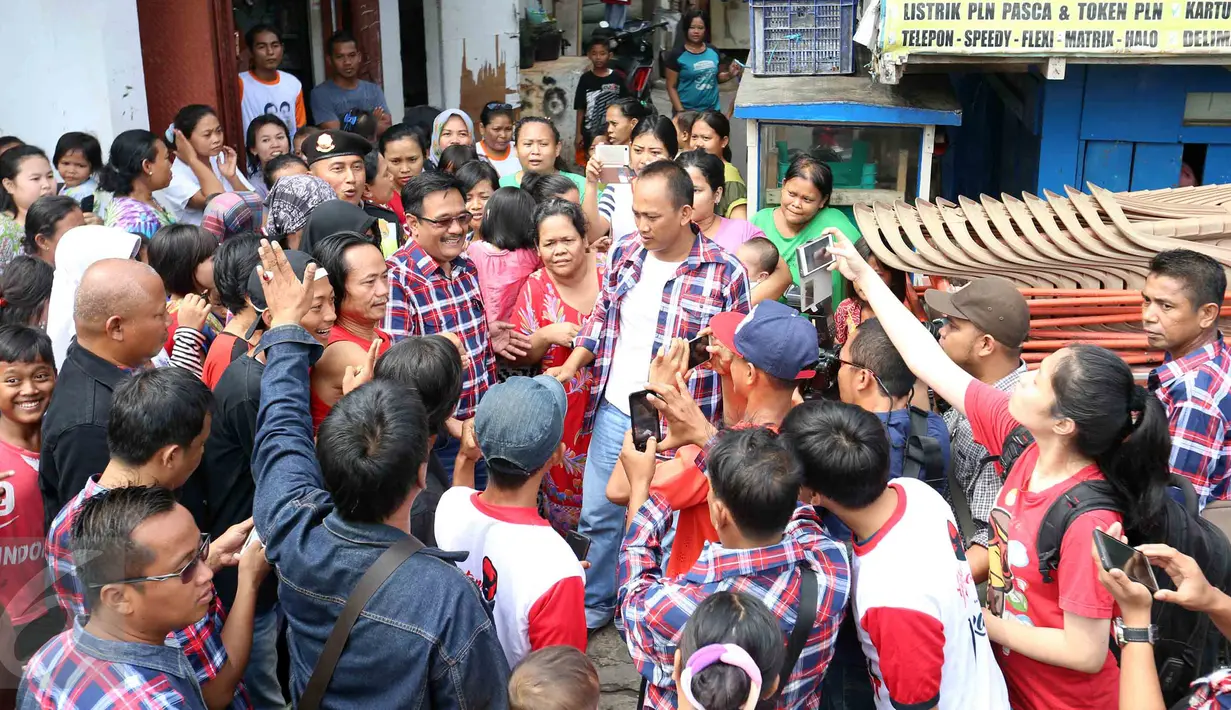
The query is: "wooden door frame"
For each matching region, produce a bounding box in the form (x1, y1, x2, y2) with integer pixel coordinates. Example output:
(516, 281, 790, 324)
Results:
(212, 0, 245, 155)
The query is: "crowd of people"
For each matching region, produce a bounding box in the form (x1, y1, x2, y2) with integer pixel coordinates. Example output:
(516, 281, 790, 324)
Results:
(2, 19, 1231, 710)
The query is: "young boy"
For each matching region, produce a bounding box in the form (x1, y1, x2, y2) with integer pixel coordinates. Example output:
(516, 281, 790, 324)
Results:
(574, 36, 628, 156)
(508, 646, 600, 710)
(363, 149, 404, 256)
(0, 326, 61, 704)
(736, 236, 779, 289)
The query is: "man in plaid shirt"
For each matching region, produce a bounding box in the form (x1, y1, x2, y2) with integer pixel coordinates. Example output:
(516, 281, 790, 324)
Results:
(383, 171, 529, 485)
(925, 276, 1031, 580)
(1143, 250, 1231, 508)
(550, 161, 749, 629)
(43, 369, 260, 709)
(616, 426, 849, 709)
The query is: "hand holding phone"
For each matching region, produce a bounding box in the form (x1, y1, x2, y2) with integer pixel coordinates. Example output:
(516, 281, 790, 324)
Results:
(597, 144, 632, 184)
(629, 390, 662, 452)
(687, 334, 712, 370)
(565, 530, 592, 561)
(1094, 528, 1159, 593)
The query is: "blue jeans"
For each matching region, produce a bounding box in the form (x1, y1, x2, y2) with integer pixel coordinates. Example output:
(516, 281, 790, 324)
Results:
(244, 604, 287, 709)
(434, 431, 488, 490)
(580, 400, 630, 628)
(604, 2, 628, 28)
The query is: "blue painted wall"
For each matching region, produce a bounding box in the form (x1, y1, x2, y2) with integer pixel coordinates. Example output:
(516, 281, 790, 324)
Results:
(1036, 65, 1231, 194)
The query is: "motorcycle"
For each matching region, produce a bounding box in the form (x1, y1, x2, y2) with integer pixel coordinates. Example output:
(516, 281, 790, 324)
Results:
(595, 19, 669, 115)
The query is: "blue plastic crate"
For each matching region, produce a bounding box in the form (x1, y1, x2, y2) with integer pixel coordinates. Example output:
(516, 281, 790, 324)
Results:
(748, 0, 856, 76)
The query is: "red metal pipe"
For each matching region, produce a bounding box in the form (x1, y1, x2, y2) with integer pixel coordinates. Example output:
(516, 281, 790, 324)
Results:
(1023, 339, 1149, 350)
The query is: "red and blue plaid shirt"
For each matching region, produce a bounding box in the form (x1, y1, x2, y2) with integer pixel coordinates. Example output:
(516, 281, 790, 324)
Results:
(1151, 335, 1231, 508)
(617, 494, 850, 709)
(45, 476, 250, 708)
(574, 227, 749, 428)
(19, 618, 208, 710)
(383, 241, 494, 419)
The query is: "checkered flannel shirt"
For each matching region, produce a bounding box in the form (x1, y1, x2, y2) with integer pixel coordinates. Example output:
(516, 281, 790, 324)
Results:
(574, 226, 750, 429)
(45, 475, 249, 707)
(942, 362, 1025, 547)
(1151, 335, 1231, 508)
(617, 494, 850, 709)
(383, 240, 495, 419)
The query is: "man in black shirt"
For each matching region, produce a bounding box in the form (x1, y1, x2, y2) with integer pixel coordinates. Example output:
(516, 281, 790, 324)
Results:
(40, 259, 171, 529)
(203, 248, 334, 708)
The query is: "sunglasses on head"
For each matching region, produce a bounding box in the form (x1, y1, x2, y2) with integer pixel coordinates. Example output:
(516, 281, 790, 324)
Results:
(484, 102, 513, 111)
(89, 533, 210, 588)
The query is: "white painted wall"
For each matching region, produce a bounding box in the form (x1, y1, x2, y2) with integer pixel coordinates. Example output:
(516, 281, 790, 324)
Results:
(0, 0, 148, 157)
(378, 0, 405, 121)
(425, 0, 521, 111)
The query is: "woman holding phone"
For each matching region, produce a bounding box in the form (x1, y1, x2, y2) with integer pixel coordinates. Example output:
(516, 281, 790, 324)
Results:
(827, 229, 1171, 710)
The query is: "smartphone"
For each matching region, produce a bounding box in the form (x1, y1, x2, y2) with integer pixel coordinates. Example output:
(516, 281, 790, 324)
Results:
(687, 334, 711, 370)
(628, 390, 662, 452)
(242, 528, 261, 554)
(1093, 528, 1159, 592)
(796, 234, 834, 276)
(597, 144, 632, 184)
(564, 530, 592, 561)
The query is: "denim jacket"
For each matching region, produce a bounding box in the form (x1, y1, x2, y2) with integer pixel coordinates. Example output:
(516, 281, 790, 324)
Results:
(251, 325, 510, 709)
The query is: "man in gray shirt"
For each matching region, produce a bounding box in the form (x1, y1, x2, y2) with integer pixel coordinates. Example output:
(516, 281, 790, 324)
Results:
(925, 276, 1030, 583)
(310, 30, 392, 134)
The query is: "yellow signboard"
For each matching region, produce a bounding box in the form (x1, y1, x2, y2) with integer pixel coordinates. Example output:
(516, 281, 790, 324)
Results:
(880, 0, 1231, 55)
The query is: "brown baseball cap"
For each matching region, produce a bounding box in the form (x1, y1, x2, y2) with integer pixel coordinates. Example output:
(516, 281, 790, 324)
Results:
(924, 276, 1029, 348)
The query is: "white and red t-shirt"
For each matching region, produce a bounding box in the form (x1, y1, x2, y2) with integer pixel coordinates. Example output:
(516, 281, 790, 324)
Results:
(0, 439, 47, 626)
(434, 488, 587, 666)
(852, 477, 1010, 710)
(966, 380, 1121, 710)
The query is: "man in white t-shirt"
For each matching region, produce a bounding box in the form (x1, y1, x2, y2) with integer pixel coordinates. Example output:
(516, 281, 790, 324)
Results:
(781, 400, 1011, 710)
(436, 375, 587, 667)
(238, 24, 306, 140)
(549, 160, 750, 630)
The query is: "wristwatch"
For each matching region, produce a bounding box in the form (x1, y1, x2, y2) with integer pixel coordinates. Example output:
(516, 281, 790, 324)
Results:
(1114, 618, 1157, 646)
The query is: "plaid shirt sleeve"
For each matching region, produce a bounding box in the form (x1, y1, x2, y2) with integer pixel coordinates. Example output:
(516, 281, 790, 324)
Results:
(175, 594, 231, 686)
(575, 269, 613, 355)
(615, 493, 683, 689)
(383, 261, 421, 341)
(46, 497, 86, 620)
(1166, 382, 1230, 507)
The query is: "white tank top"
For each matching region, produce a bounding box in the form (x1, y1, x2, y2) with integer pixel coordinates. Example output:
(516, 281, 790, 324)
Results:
(239, 71, 303, 139)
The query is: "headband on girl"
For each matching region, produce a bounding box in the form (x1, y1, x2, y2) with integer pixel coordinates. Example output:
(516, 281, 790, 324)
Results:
(679, 643, 762, 710)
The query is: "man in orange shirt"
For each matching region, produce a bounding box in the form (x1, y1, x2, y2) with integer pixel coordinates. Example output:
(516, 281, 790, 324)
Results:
(238, 25, 307, 140)
(607, 300, 817, 576)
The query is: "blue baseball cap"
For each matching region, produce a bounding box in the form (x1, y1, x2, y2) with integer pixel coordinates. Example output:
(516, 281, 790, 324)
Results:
(708, 301, 818, 380)
(475, 375, 567, 475)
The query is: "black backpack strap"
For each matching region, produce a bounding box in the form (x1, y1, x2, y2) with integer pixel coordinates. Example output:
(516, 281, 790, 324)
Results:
(904, 406, 945, 483)
(1035, 480, 1123, 583)
(778, 568, 819, 697)
(982, 424, 1034, 480)
(298, 535, 424, 710)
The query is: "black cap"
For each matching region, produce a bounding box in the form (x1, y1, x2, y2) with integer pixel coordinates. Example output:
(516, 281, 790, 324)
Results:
(246, 250, 320, 312)
(303, 130, 372, 165)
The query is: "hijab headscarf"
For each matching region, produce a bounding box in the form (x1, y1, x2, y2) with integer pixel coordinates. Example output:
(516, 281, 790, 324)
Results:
(301, 201, 378, 256)
(430, 110, 475, 164)
(264, 175, 338, 241)
(47, 225, 143, 370)
(202, 191, 265, 241)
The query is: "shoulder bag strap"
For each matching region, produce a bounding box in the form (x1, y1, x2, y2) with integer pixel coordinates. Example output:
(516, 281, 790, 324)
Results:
(298, 535, 425, 710)
(778, 568, 819, 696)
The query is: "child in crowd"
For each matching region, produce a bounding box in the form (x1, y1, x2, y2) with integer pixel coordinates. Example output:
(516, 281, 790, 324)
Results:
(0, 256, 54, 328)
(673, 110, 698, 154)
(438, 144, 480, 174)
(341, 108, 379, 142)
(53, 132, 102, 212)
(736, 236, 779, 289)
(674, 591, 786, 710)
(0, 324, 61, 706)
(262, 153, 310, 193)
(508, 646, 600, 710)
(834, 238, 925, 345)
(362, 149, 404, 255)
(294, 125, 323, 160)
(575, 36, 628, 159)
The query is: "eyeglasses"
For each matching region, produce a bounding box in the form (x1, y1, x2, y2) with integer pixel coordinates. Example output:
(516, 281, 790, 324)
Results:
(413, 213, 473, 230)
(89, 533, 210, 588)
(822, 354, 891, 397)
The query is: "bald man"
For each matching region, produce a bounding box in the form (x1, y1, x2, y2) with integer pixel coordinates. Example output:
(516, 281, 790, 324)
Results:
(40, 259, 171, 529)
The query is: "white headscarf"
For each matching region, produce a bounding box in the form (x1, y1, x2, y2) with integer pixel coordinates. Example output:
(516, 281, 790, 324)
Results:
(47, 226, 143, 370)
(430, 109, 476, 164)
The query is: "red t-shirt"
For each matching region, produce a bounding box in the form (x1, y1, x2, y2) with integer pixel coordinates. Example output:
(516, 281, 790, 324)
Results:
(0, 439, 48, 626)
(965, 380, 1120, 710)
(203, 332, 244, 390)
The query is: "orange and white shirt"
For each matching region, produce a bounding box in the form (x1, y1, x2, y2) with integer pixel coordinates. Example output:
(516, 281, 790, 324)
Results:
(238, 70, 307, 139)
(476, 141, 522, 178)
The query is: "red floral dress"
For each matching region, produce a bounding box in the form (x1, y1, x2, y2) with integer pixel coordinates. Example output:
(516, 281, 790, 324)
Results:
(513, 266, 602, 533)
